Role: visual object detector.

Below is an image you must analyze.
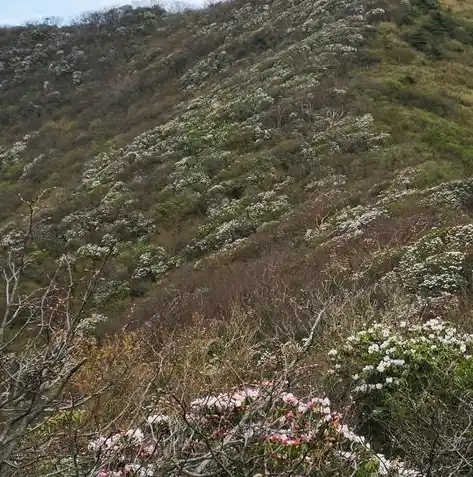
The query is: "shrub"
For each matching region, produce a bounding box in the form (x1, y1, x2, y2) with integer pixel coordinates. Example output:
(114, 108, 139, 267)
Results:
(84, 383, 419, 477)
(413, 160, 462, 188)
(395, 224, 473, 296)
(329, 318, 473, 474)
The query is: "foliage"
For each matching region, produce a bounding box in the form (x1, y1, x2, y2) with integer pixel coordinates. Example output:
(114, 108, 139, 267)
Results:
(395, 224, 473, 296)
(3, 0, 473, 474)
(329, 318, 473, 474)
(84, 384, 419, 477)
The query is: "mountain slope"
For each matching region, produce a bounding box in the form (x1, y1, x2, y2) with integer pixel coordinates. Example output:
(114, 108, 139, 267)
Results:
(3, 0, 473, 475)
(1, 0, 391, 317)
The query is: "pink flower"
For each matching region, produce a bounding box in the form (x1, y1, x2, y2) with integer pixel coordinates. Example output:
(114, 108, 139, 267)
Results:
(281, 393, 299, 406)
(141, 444, 156, 456)
(266, 433, 280, 442)
(279, 433, 289, 444)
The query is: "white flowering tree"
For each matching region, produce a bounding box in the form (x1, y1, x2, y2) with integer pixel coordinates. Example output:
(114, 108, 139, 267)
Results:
(0, 196, 110, 476)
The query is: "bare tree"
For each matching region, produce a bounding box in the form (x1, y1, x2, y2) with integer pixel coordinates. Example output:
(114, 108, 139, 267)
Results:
(0, 195, 109, 476)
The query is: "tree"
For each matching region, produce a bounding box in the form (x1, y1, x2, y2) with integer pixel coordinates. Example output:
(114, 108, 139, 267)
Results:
(0, 194, 109, 476)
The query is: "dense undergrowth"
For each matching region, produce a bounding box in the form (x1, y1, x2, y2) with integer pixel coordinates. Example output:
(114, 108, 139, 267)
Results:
(2, 0, 473, 475)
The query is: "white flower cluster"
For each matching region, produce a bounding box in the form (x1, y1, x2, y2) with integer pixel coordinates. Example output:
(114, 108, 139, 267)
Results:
(165, 161, 211, 193)
(305, 204, 388, 244)
(77, 313, 108, 336)
(189, 386, 261, 412)
(0, 133, 35, 169)
(339, 425, 418, 476)
(303, 112, 389, 160)
(305, 173, 347, 192)
(146, 414, 169, 425)
(132, 246, 171, 280)
(329, 318, 473, 395)
(396, 224, 473, 296)
(424, 179, 473, 210)
(20, 153, 45, 180)
(92, 280, 131, 305)
(77, 243, 110, 260)
(367, 8, 387, 18)
(88, 426, 157, 477)
(72, 70, 82, 85)
(188, 191, 291, 255)
(0, 228, 25, 253)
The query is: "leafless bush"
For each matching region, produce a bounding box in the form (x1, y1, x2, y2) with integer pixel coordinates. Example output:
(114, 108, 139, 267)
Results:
(0, 195, 109, 476)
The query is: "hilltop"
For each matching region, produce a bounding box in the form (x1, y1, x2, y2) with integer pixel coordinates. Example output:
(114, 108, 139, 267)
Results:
(2, 0, 473, 475)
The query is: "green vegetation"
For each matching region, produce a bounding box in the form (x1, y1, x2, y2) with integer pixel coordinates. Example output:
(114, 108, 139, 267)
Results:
(2, 0, 473, 475)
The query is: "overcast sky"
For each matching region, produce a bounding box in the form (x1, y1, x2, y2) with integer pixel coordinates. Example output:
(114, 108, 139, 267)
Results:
(0, 0, 205, 26)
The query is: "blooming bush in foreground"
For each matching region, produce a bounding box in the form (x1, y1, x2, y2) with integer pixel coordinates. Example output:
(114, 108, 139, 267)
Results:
(329, 318, 473, 395)
(87, 382, 419, 476)
(329, 318, 473, 473)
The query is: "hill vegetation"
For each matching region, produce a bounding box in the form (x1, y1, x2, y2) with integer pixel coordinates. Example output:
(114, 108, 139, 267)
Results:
(2, 0, 473, 475)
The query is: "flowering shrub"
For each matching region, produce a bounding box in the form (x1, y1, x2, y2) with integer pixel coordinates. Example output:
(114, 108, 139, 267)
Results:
(329, 318, 473, 471)
(0, 133, 35, 169)
(395, 224, 473, 296)
(425, 179, 473, 210)
(329, 318, 473, 395)
(131, 245, 172, 280)
(86, 382, 419, 477)
(305, 204, 389, 244)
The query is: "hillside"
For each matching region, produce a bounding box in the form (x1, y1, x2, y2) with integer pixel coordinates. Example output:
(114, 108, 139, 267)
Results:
(2, 0, 473, 475)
